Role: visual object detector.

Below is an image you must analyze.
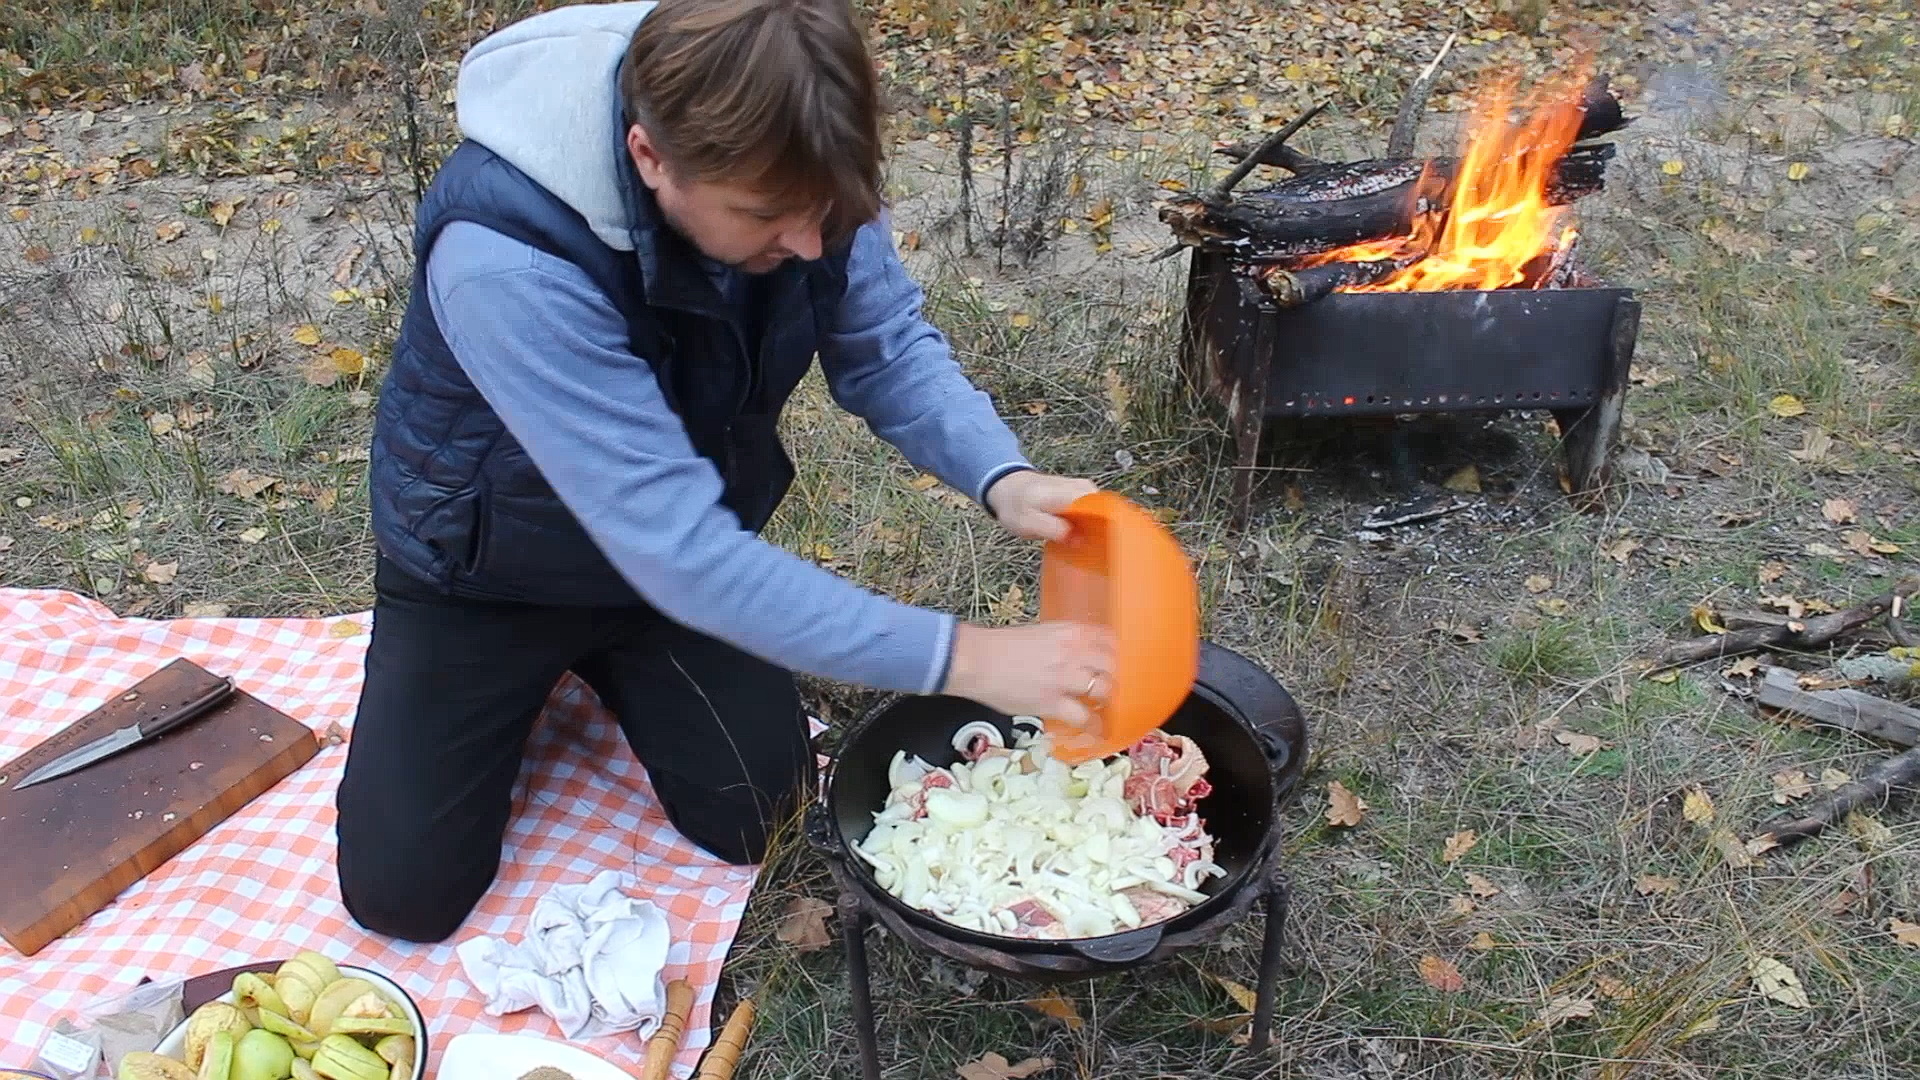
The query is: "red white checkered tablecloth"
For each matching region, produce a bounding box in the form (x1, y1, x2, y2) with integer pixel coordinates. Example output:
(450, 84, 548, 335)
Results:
(0, 588, 772, 1080)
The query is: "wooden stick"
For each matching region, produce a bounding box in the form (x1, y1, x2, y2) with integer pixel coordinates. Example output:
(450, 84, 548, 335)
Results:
(692, 998, 756, 1080)
(1756, 666, 1920, 748)
(1203, 100, 1330, 206)
(1645, 577, 1920, 672)
(1386, 31, 1458, 158)
(640, 979, 695, 1080)
(1754, 743, 1920, 851)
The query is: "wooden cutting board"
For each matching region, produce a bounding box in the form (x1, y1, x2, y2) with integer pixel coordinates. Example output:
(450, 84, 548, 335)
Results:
(0, 658, 320, 957)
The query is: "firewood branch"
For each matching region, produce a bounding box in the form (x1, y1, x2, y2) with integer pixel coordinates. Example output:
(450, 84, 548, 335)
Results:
(1754, 743, 1920, 851)
(1204, 100, 1330, 205)
(1387, 32, 1457, 159)
(1645, 577, 1920, 672)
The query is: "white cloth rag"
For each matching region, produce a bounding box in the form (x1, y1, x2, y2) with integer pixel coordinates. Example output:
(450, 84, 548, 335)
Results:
(455, 869, 673, 1040)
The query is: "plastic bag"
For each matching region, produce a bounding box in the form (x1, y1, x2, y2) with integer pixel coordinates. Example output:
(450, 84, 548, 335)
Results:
(31, 979, 185, 1080)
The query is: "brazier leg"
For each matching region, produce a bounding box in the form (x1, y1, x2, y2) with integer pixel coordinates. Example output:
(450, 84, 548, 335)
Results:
(1558, 297, 1641, 499)
(1229, 306, 1276, 532)
(1249, 872, 1292, 1053)
(840, 893, 882, 1080)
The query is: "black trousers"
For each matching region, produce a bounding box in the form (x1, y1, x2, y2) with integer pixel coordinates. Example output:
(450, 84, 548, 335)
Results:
(334, 556, 812, 943)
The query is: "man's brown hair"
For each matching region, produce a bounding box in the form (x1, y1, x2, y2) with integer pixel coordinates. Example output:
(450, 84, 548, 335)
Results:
(620, 0, 884, 249)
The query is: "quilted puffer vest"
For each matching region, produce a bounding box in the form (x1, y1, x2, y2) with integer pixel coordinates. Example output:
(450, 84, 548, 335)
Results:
(368, 138, 850, 606)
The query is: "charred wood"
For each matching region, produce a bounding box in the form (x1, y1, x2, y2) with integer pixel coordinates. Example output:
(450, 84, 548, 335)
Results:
(1203, 101, 1329, 204)
(1215, 74, 1625, 176)
(1387, 31, 1458, 158)
(1160, 144, 1615, 259)
(1251, 257, 1422, 307)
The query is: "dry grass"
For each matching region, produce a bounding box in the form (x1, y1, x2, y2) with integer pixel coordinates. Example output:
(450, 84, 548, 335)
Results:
(3, 1, 1920, 1077)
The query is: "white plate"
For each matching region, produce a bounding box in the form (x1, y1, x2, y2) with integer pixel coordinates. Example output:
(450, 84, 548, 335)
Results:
(436, 1033, 636, 1080)
(154, 965, 427, 1080)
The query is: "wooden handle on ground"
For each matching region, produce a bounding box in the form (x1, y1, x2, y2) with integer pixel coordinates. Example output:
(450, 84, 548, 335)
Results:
(640, 979, 695, 1080)
(691, 998, 756, 1080)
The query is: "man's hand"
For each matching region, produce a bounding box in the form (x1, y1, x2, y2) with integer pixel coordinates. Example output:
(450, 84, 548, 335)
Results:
(985, 470, 1098, 543)
(941, 621, 1116, 729)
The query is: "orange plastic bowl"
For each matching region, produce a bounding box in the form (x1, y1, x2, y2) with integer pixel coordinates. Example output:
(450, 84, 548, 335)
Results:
(1037, 490, 1201, 764)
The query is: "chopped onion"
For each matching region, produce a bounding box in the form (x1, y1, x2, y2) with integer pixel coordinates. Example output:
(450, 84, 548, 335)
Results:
(854, 717, 1226, 940)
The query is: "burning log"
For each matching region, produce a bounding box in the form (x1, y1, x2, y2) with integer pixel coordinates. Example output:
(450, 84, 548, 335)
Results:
(1252, 257, 1423, 308)
(1214, 74, 1630, 173)
(1160, 144, 1616, 260)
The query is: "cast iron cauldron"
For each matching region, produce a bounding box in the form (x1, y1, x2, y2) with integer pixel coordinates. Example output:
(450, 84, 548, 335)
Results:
(806, 639, 1308, 971)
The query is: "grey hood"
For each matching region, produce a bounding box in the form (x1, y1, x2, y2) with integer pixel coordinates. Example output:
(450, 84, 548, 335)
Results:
(453, 1, 656, 251)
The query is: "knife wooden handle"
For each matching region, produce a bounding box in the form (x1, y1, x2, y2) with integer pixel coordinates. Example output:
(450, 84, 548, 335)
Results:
(136, 677, 235, 739)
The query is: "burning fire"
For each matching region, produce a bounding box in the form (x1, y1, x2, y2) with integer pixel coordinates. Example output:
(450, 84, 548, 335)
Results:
(1300, 69, 1592, 292)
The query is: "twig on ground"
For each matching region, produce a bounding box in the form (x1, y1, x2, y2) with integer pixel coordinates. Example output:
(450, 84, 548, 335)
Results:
(1888, 594, 1914, 648)
(1644, 577, 1920, 672)
(1754, 743, 1920, 851)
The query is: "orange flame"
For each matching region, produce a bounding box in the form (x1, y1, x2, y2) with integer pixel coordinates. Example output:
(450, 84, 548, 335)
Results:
(1303, 67, 1592, 292)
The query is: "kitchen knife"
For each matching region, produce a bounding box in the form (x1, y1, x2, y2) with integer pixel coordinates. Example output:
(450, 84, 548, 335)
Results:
(10, 675, 235, 790)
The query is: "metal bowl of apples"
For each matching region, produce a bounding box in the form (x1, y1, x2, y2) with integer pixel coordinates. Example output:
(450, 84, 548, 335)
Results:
(122, 952, 425, 1080)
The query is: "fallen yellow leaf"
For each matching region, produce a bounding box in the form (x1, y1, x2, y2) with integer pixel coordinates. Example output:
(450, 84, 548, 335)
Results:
(1555, 729, 1604, 755)
(1009, 312, 1033, 329)
(1210, 974, 1258, 1013)
(908, 473, 939, 491)
(142, 561, 179, 585)
(328, 620, 363, 639)
(1463, 872, 1501, 898)
(1468, 931, 1496, 952)
(1595, 975, 1635, 1001)
(1325, 779, 1368, 828)
(1771, 770, 1813, 804)
(1821, 498, 1857, 524)
(292, 324, 323, 346)
(1441, 829, 1478, 864)
(1021, 989, 1083, 1028)
(1787, 161, 1810, 181)
(1682, 787, 1715, 824)
(1748, 956, 1810, 1008)
(1524, 574, 1553, 594)
(1535, 995, 1595, 1029)
(329, 347, 367, 376)
(1417, 954, 1464, 993)
(1692, 604, 1727, 634)
(1604, 537, 1642, 564)
(1889, 918, 1920, 948)
(956, 1053, 1052, 1080)
(1767, 393, 1807, 418)
(1661, 159, 1685, 176)
(210, 196, 245, 226)
(1442, 464, 1481, 493)
(238, 527, 269, 544)
(776, 896, 834, 952)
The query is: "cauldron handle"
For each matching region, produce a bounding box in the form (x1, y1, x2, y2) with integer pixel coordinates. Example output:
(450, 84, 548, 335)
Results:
(1195, 640, 1309, 804)
(1067, 925, 1163, 964)
(803, 798, 842, 859)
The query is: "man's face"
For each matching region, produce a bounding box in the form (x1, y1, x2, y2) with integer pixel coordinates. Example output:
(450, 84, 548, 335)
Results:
(627, 125, 828, 274)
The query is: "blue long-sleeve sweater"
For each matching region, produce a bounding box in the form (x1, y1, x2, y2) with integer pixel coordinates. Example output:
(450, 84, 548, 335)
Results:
(422, 216, 1032, 694)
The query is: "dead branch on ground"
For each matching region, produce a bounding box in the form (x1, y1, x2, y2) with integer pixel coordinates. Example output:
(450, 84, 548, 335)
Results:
(1753, 743, 1920, 851)
(1645, 577, 1920, 672)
